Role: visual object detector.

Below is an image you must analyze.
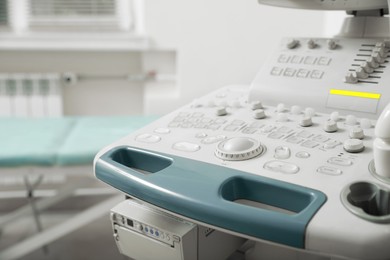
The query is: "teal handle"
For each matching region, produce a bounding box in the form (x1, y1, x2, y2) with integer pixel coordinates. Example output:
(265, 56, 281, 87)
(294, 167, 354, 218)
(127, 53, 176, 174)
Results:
(95, 146, 326, 248)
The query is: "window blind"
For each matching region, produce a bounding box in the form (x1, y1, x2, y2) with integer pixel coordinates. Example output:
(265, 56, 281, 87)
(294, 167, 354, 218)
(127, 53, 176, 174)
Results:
(28, 0, 123, 31)
(0, 0, 8, 26)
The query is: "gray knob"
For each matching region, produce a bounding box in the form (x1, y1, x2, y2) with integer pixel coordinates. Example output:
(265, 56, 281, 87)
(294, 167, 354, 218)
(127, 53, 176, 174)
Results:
(300, 116, 313, 127)
(349, 126, 364, 139)
(215, 107, 227, 116)
(327, 39, 337, 50)
(355, 67, 369, 79)
(343, 139, 365, 153)
(324, 120, 338, 133)
(307, 39, 316, 49)
(253, 109, 266, 119)
(361, 61, 374, 73)
(372, 53, 385, 64)
(250, 101, 263, 110)
(367, 57, 379, 68)
(287, 39, 299, 49)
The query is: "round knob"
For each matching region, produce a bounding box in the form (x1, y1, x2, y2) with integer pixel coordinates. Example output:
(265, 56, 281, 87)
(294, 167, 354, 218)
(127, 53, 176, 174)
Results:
(276, 103, 286, 112)
(277, 113, 289, 122)
(327, 39, 337, 50)
(253, 109, 266, 119)
(361, 61, 374, 73)
(287, 39, 299, 49)
(343, 139, 365, 153)
(299, 115, 313, 127)
(375, 42, 386, 48)
(345, 115, 357, 126)
(324, 120, 338, 133)
(355, 67, 369, 79)
(307, 39, 316, 49)
(344, 72, 358, 84)
(349, 126, 364, 139)
(330, 111, 340, 121)
(291, 105, 302, 115)
(250, 100, 263, 110)
(360, 118, 372, 129)
(215, 107, 227, 116)
(215, 137, 264, 161)
(304, 107, 315, 117)
(367, 57, 379, 68)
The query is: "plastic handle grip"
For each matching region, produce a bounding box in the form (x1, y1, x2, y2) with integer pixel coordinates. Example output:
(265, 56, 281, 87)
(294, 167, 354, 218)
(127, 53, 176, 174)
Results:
(95, 146, 326, 248)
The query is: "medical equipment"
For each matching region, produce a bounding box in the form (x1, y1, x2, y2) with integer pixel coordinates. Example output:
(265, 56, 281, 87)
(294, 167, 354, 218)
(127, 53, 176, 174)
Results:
(94, 1, 390, 259)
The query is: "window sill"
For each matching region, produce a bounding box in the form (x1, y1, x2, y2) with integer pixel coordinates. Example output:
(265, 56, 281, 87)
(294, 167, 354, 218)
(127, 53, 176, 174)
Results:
(0, 32, 151, 51)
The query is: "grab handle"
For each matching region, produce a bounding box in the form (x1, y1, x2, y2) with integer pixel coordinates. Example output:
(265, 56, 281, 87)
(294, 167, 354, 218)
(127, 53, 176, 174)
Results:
(95, 146, 326, 248)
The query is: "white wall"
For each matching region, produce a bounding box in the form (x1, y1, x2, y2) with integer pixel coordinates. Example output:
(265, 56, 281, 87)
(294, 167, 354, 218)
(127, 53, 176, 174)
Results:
(143, 0, 327, 114)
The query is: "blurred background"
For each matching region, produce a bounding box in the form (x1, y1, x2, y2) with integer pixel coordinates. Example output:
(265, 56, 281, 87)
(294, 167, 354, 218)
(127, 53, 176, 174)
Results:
(0, 0, 345, 259)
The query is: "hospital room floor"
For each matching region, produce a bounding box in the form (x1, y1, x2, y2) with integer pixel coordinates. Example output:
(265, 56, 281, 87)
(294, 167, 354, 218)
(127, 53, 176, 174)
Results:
(0, 195, 127, 260)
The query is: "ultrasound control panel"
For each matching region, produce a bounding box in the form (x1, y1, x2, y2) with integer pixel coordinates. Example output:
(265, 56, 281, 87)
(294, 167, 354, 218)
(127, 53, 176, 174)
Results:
(250, 38, 390, 118)
(95, 37, 390, 260)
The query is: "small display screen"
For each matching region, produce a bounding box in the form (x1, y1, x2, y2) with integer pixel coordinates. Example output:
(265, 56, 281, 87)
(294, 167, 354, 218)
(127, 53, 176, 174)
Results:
(127, 219, 134, 227)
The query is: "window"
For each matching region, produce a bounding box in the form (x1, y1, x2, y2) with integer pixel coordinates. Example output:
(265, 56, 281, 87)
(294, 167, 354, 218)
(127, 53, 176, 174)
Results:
(0, 0, 8, 27)
(5, 0, 133, 32)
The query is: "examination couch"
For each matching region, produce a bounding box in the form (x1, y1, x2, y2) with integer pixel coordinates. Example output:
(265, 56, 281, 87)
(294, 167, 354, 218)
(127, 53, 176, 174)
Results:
(0, 115, 157, 259)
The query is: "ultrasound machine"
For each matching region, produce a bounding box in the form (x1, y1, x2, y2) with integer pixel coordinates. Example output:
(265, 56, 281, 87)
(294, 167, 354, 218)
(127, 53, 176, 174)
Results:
(94, 0, 390, 259)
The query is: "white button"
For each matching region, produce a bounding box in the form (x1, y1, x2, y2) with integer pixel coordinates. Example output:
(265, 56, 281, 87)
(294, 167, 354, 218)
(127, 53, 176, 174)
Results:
(297, 69, 310, 78)
(253, 109, 266, 119)
(324, 120, 338, 133)
(286, 136, 304, 144)
(242, 127, 257, 134)
(299, 116, 312, 127)
(154, 128, 171, 134)
(276, 103, 286, 112)
(195, 132, 207, 138)
(304, 56, 317, 65)
(349, 126, 364, 139)
(310, 70, 324, 79)
(135, 134, 161, 143)
(278, 54, 290, 63)
(276, 113, 289, 122)
(224, 125, 240, 131)
(343, 139, 364, 153)
(264, 160, 299, 174)
(276, 126, 292, 133)
(297, 130, 313, 138)
(283, 68, 296, 77)
(271, 67, 284, 76)
(231, 120, 245, 126)
(215, 107, 227, 116)
(261, 125, 276, 134)
(274, 146, 291, 159)
(360, 118, 372, 129)
(323, 140, 341, 149)
(317, 166, 342, 176)
(296, 151, 310, 159)
(291, 105, 302, 115)
(201, 135, 226, 144)
(172, 142, 200, 152)
(327, 157, 353, 166)
(317, 57, 331, 66)
(250, 101, 263, 110)
(330, 111, 340, 121)
(304, 107, 315, 117)
(313, 135, 329, 143)
(291, 55, 303, 64)
(301, 140, 319, 148)
(268, 132, 284, 139)
(345, 115, 357, 126)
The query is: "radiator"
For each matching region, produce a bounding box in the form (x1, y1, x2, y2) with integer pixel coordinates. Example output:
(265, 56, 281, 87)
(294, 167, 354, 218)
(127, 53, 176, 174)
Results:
(0, 74, 63, 117)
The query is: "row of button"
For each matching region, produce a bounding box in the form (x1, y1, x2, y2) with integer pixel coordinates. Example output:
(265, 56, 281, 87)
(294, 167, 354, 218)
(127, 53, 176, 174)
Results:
(270, 67, 324, 79)
(278, 54, 332, 66)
